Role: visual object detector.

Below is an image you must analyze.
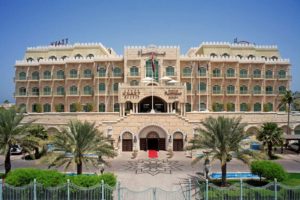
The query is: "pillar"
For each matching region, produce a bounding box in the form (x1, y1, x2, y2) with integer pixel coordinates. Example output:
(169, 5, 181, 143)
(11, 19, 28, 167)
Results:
(136, 103, 138, 113)
(122, 103, 125, 116)
(167, 103, 170, 113)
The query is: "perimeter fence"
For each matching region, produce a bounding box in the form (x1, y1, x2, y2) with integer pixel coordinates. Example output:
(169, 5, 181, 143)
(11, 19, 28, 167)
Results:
(1, 178, 300, 200)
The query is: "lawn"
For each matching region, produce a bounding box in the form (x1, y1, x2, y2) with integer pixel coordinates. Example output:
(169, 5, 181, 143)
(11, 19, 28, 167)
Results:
(281, 173, 300, 186)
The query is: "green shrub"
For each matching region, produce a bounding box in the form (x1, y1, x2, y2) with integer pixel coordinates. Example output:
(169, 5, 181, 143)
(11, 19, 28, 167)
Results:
(5, 169, 117, 188)
(251, 160, 287, 182)
(5, 168, 67, 187)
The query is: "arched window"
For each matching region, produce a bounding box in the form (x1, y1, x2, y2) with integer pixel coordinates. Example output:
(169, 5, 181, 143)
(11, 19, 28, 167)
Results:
(98, 67, 106, 77)
(70, 103, 77, 112)
(183, 67, 191, 76)
(198, 67, 206, 76)
(240, 103, 248, 111)
(43, 71, 51, 79)
(130, 66, 139, 76)
(70, 85, 77, 95)
(210, 53, 217, 58)
(226, 68, 235, 77)
(264, 102, 273, 112)
(49, 56, 57, 60)
(240, 85, 248, 94)
(18, 103, 26, 112)
(226, 102, 235, 112)
(278, 86, 286, 94)
(70, 69, 78, 78)
(19, 72, 26, 80)
(99, 103, 105, 112)
(254, 103, 262, 112)
(227, 85, 235, 94)
(279, 104, 286, 112)
(32, 104, 39, 112)
(166, 66, 175, 76)
(261, 56, 267, 60)
(253, 85, 261, 94)
(266, 86, 273, 94)
(43, 86, 51, 95)
(86, 54, 94, 59)
(113, 67, 122, 77)
(186, 82, 191, 91)
(240, 69, 248, 78)
(200, 103, 206, 111)
(83, 85, 92, 95)
(26, 57, 34, 62)
(222, 53, 230, 58)
(198, 82, 206, 92)
(236, 55, 243, 59)
(253, 69, 261, 78)
(74, 54, 83, 59)
(213, 85, 221, 94)
(84, 69, 92, 78)
(265, 70, 273, 78)
(271, 56, 278, 60)
(278, 70, 286, 79)
(32, 71, 39, 80)
(185, 103, 191, 112)
(213, 68, 221, 77)
(55, 103, 64, 112)
(61, 56, 68, 60)
(130, 80, 139, 86)
(19, 87, 26, 96)
(37, 57, 43, 62)
(32, 87, 39, 96)
(248, 55, 255, 59)
(56, 70, 65, 79)
(99, 83, 105, 93)
(113, 83, 118, 91)
(114, 103, 120, 112)
(43, 104, 51, 112)
(57, 86, 64, 95)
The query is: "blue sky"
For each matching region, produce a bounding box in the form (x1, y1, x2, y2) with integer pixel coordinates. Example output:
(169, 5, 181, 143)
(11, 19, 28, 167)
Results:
(0, 0, 299, 103)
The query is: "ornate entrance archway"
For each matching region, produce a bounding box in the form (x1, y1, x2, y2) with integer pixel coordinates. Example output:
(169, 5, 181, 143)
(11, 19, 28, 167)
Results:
(139, 96, 167, 113)
(138, 125, 168, 151)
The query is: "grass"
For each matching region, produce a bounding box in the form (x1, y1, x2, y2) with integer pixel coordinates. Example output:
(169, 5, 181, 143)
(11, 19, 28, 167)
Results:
(281, 173, 300, 186)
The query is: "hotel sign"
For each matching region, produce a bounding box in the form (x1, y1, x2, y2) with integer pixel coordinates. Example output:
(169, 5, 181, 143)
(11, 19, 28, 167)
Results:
(122, 89, 140, 99)
(165, 89, 182, 99)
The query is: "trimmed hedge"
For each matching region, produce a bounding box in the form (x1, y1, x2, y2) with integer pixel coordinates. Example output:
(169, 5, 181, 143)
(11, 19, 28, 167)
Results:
(5, 168, 116, 187)
(251, 160, 287, 182)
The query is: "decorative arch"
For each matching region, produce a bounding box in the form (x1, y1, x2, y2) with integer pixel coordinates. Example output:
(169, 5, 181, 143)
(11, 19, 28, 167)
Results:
(46, 127, 61, 135)
(294, 124, 300, 135)
(138, 124, 168, 151)
(280, 125, 292, 135)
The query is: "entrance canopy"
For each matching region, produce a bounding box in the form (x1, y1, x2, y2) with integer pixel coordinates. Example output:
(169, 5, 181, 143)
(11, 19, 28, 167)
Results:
(139, 96, 167, 113)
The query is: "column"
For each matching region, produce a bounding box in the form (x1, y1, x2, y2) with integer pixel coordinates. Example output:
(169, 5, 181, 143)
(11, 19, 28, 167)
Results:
(133, 103, 136, 113)
(119, 104, 122, 116)
(167, 103, 170, 113)
(122, 103, 126, 116)
(136, 103, 139, 113)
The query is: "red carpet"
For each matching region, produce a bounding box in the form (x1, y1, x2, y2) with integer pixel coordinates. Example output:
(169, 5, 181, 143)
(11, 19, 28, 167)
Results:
(148, 150, 158, 158)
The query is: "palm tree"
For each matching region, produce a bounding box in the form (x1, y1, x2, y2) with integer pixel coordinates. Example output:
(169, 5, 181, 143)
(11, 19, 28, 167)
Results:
(257, 122, 283, 159)
(189, 116, 263, 186)
(0, 108, 38, 174)
(48, 120, 117, 174)
(26, 125, 48, 159)
(278, 90, 299, 135)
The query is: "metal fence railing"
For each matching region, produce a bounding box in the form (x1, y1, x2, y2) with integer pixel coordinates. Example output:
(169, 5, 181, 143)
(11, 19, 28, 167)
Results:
(196, 179, 300, 200)
(1, 178, 300, 200)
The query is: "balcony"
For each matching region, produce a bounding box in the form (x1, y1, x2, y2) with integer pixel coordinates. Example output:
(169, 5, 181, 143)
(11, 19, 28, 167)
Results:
(127, 72, 140, 77)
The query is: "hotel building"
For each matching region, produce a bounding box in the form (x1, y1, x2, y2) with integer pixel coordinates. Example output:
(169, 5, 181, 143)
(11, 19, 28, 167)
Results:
(14, 42, 300, 152)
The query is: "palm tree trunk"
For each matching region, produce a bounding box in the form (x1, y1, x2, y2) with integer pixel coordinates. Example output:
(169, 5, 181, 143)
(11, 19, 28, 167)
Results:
(287, 103, 291, 135)
(268, 143, 273, 158)
(221, 162, 227, 186)
(77, 162, 83, 174)
(5, 147, 11, 174)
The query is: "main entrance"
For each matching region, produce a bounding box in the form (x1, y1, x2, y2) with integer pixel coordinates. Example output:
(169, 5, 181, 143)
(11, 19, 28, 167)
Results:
(140, 132, 166, 151)
(139, 96, 167, 113)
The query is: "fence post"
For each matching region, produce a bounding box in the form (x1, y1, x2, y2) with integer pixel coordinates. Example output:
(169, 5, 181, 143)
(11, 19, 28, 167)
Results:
(205, 179, 208, 200)
(240, 178, 243, 200)
(188, 178, 192, 200)
(117, 181, 121, 200)
(0, 179, 3, 200)
(101, 180, 104, 200)
(67, 179, 70, 200)
(33, 179, 37, 200)
(274, 178, 277, 200)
